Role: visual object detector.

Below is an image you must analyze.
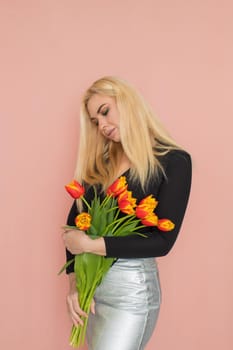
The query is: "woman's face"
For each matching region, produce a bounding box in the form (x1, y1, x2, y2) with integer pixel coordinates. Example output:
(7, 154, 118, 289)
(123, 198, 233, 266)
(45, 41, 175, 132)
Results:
(87, 94, 121, 142)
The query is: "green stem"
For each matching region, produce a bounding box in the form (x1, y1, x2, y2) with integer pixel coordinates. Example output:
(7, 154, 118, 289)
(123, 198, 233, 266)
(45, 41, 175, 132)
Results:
(99, 194, 112, 208)
(57, 258, 75, 275)
(106, 206, 119, 213)
(102, 214, 135, 235)
(62, 225, 78, 230)
(132, 224, 146, 230)
(114, 208, 120, 221)
(81, 196, 91, 211)
(111, 215, 137, 234)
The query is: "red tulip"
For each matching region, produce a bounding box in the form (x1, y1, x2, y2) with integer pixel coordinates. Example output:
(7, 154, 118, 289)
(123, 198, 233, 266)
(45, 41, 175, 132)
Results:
(118, 190, 137, 214)
(136, 195, 158, 219)
(157, 219, 175, 231)
(65, 180, 85, 199)
(141, 213, 158, 226)
(107, 176, 128, 197)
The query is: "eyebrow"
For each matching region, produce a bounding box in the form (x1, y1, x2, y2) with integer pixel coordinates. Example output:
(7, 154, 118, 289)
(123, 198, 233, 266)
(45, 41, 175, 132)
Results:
(97, 103, 107, 114)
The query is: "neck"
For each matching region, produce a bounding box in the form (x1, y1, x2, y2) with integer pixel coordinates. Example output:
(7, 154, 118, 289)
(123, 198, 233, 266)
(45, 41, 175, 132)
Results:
(116, 152, 131, 178)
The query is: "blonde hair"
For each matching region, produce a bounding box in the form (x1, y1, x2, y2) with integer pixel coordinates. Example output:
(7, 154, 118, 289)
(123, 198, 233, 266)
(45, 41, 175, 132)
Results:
(75, 76, 182, 191)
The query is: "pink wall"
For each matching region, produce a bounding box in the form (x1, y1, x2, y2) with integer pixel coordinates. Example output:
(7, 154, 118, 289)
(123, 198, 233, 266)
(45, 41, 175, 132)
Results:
(1, 1, 232, 349)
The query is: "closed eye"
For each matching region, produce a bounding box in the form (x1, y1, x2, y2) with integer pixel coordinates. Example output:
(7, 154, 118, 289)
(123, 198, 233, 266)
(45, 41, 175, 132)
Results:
(101, 108, 109, 116)
(90, 107, 109, 126)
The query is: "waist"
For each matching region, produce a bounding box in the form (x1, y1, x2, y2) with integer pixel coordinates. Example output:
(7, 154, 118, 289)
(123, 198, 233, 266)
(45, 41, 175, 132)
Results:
(111, 257, 158, 272)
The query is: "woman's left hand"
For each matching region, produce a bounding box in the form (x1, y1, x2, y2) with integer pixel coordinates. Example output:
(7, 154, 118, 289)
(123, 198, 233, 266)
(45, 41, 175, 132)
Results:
(62, 229, 90, 255)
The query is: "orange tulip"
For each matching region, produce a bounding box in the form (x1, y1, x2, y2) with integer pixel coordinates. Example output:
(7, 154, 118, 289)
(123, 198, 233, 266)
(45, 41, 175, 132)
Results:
(141, 213, 158, 226)
(135, 195, 158, 219)
(65, 180, 85, 199)
(107, 176, 128, 197)
(118, 190, 137, 214)
(75, 213, 91, 231)
(157, 219, 175, 231)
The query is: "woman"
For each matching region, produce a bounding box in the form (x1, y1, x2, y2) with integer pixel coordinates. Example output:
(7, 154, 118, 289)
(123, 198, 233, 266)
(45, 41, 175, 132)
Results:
(63, 76, 192, 350)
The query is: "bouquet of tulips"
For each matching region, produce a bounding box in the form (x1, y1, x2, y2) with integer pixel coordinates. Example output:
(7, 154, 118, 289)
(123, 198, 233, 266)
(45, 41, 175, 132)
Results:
(60, 176, 174, 348)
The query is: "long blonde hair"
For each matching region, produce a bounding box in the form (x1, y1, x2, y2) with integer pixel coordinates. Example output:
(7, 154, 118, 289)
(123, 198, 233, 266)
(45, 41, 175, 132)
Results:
(75, 76, 182, 191)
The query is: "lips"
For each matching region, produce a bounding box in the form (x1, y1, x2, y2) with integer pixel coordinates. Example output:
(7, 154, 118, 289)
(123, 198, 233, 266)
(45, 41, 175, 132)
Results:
(105, 128, 115, 138)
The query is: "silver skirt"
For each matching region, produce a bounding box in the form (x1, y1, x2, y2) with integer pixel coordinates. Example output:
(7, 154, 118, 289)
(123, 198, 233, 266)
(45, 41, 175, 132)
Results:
(86, 258, 162, 350)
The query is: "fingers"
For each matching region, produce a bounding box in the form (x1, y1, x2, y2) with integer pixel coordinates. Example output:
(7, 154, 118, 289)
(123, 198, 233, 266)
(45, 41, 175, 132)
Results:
(66, 292, 88, 327)
(62, 233, 70, 252)
(61, 231, 68, 246)
(90, 299, 96, 315)
(61, 230, 86, 255)
(62, 231, 73, 253)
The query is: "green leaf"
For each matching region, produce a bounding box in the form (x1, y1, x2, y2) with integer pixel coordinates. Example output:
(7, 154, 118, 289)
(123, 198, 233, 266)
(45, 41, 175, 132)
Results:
(114, 221, 139, 236)
(88, 224, 98, 236)
(105, 229, 114, 236)
(70, 253, 116, 347)
(61, 225, 78, 230)
(106, 207, 115, 225)
(57, 258, 75, 275)
(90, 198, 102, 229)
(131, 232, 148, 238)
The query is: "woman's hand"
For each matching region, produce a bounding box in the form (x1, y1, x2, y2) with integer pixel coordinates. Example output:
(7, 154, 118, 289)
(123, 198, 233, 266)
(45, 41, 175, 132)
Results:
(62, 229, 107, 256)
(67, 291, 96, 326)
(66, 288, 88, 326)
(67, 273, 87, 326)
(66, 273, 95, 326)
(62, 229, 90, 255)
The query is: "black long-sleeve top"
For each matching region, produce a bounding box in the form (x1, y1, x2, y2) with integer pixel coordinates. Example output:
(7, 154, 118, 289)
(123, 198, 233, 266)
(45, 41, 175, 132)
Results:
(65, 149, 192, 274)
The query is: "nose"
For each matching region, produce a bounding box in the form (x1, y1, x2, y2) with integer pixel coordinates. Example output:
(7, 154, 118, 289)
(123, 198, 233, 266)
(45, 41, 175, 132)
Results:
(98, 115, 108, 132)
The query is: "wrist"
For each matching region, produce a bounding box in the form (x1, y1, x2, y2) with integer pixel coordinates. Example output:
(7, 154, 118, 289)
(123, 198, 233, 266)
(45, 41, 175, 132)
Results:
(85, 236, 106, 256)
(68, 272, 76, 291)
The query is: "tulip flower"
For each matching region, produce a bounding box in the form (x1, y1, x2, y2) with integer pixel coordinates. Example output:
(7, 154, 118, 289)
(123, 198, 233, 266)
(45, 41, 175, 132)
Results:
(118, 190, 137, 214)
(75, 213, 92, 230)
(107, 176, 128, 197)
(141, 213, 158, 226)
(136, 195, 158, 219)
(65, 180, 85, 199)
(157, 219, 175, 231)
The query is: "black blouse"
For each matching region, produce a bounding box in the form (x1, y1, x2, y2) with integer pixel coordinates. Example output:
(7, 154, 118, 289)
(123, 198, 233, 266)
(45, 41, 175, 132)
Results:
(65, 149, 192, 274)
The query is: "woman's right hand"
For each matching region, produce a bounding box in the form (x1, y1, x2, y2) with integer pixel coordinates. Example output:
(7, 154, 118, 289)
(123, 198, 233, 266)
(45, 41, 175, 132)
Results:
(67, 273, 88, 326)
(67, 273, 96, 326)
(66, 288, 88, 327)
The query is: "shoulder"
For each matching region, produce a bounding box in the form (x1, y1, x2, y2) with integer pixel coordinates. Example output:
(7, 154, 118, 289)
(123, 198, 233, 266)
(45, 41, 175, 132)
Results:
(159, 149, 191, 169)
(157, 149, 192, 185)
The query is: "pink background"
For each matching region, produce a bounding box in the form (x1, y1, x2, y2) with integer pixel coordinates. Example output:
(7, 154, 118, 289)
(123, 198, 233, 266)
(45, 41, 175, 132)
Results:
(1, 1, 232, 349)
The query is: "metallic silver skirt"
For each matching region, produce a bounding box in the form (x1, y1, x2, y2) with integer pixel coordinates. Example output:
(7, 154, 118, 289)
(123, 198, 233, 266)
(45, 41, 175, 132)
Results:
(86, 258, 161, 350)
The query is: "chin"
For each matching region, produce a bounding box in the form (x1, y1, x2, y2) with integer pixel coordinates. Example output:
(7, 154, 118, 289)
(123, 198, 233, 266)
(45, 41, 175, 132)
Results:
(107, 134, 121, 143)
(113, 132, 121, 143)
(111, 136, 121, 143)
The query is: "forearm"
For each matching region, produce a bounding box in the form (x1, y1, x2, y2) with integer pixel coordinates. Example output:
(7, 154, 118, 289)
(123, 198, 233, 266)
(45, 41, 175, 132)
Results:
(85, 237, 106, 256)
(104, 231, 173, 258)
(64, 231, 107, 257)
